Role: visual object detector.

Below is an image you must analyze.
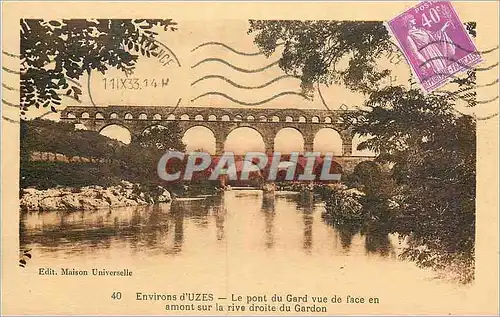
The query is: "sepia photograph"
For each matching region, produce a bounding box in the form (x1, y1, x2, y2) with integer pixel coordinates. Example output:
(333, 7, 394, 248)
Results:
(2, 1, 498, 315)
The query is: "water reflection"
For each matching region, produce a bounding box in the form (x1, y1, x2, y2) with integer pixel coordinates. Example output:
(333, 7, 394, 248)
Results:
(364, 229, 394, 257)
(336, 222, 362, 251)
(294, 193, 315, 253)
(323, 213, 395, 257)
(20, 190, 395, 259)
(261, 193, 275, 248)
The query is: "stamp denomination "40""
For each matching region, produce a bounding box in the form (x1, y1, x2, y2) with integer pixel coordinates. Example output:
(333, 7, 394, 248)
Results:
(102, 78, 170, 90)
(387, 1, 482, 92)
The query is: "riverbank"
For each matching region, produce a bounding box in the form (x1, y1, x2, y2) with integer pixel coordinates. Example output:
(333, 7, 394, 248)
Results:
(20, 181, 171, 212)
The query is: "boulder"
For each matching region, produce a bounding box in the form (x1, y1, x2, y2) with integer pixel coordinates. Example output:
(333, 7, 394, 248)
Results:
(20, 182, 171, 211)
(60, 194, 83, 210)
(101, 191, 123, 207)
(39, 197, 62, 211)
(120, 180, 134, 189)
(22, 188, 39, 195)
(20, 193, 41, 211)
(78, 196, 110, 210)
(157, 190, 171, 203)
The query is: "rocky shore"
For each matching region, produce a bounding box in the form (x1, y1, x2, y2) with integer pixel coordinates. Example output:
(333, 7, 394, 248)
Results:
(20, 181, 171, 212)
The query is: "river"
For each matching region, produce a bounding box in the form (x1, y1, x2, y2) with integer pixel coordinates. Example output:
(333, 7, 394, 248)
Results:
(20, 190, 472, 314)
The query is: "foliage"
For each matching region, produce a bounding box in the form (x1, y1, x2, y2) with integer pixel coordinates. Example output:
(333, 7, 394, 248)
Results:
(21, 161, 124, 189)
(348, 86, 457, 155)
(249, 20, 477, 281)
(249, 20, 477, 105)
(349, 161, 398, 226)
(349, 87, 476, 281)
(248, 20, 393, 95)
(178, 180, 220, 197)
(20, 119, 124, 162)
(136, 123, 186, 152)
(20, 119, 186, 189)
(321, 188, 364, 226)
(21, 19, 177, 112)
(349, 161, 396, 197)
(19, 119, 220, 198)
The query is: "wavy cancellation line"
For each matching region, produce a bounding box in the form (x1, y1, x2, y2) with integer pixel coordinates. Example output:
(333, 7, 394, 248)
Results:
(2, 109, 54, 125)
(2, 83, 18, 91)
(2, 50, 84, 89)
(436, 91, 499, 107)
(2, 66, 21, 75)
(454, 108, 498, 121)
(2, 98, 19, 108)
(476, 112, 499, 121)
(419, 57, 498, 72)
(191, 42, 284, 56)
(2, 115, 18, 124)
(473, 95, 499, 105)
(191, 91, 306, 106)
(191, 42, 265, 56)
(417, 41, 498, 55)
(191, 74, 299, 89)
(2, 50, 20, 58)
(191, 58, 279, 73)
(2, 66, 83, 89)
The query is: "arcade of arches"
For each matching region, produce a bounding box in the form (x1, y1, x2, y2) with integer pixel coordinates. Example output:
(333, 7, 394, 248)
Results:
(60, 105, 376, 172)
(99, 124, 347, 156)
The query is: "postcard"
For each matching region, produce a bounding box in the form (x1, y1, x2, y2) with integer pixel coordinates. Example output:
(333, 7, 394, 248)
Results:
(1, 1, 499, 315)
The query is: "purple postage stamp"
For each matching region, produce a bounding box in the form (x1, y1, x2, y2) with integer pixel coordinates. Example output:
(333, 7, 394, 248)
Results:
(387, 1, 482, 92)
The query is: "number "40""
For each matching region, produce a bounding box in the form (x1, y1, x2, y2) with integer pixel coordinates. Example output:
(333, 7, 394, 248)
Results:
(422, 8, 441, 28)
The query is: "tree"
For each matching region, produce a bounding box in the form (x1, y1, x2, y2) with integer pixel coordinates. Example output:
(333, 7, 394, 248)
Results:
(21, 19, 177, 113)
(20, 119, 124, 162)
(353, 87, 475, 273)
(135, 123, 186, 152)
(248, 20, 393, 95)
(350, 161, 382, 192)
(20, 119, 186, 188)
(248, 20, 477, 103)
(249, 20, 477, 281)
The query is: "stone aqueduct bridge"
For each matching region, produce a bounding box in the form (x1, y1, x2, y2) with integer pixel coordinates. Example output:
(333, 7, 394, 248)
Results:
(60, 105, 374, 173)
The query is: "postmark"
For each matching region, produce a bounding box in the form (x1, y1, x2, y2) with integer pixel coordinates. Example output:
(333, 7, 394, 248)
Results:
(386, 1, 483, 92)
(87, 35, 183, 112)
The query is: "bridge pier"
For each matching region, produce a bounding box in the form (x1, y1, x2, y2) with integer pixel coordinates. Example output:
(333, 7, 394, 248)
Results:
(303, 133, 315, 153)
(215, 138, 225, 156)
(263, 136, 275, 155)
(304, 142, 314, 153)
(340, 130, 353, 156)
(342, 142, 352, 156)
